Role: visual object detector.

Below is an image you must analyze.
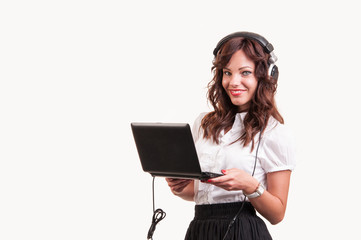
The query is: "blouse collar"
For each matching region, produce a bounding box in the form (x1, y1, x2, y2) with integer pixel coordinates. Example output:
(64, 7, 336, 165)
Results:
(220, 112, 247, 144)
(235, 112, 247, 122)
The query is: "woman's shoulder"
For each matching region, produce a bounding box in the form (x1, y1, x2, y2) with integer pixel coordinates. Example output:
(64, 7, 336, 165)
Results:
(196, 112, 209, 120)
(264, 116, 293, 141)
(191, 112, 209, 141)
(262, 116, 296, 154)
(260, 117, 297, 172)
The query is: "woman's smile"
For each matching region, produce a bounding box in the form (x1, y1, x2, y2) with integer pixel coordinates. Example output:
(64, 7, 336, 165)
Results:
(229, 89, 246, 96)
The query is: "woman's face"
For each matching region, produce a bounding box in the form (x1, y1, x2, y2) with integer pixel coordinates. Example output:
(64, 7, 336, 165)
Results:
(222, 49, 258, 112)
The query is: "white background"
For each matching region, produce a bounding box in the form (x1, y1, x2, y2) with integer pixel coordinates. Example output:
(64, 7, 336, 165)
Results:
(1, 0, 360, 239)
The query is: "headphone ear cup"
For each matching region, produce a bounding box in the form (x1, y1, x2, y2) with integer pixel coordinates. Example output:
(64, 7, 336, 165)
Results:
(269, 64, 278, 81)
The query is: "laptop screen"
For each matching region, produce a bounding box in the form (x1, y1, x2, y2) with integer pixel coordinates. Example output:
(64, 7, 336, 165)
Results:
(131, 122, 203, 178)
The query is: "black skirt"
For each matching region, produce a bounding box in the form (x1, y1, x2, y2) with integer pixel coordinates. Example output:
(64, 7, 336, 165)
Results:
(185, 202, 272, 240)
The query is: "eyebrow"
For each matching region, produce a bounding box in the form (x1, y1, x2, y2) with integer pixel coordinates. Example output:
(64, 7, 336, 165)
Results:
(223, 66, 253, 70)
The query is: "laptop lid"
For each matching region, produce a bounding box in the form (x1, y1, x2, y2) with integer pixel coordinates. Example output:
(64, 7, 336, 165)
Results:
(131, 122, 203, 179)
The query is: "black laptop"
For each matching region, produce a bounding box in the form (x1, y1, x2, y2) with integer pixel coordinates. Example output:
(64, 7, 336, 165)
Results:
(131, 122, 223, 180)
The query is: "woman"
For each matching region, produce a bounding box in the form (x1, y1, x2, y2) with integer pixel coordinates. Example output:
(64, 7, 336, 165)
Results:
(166, 31, 296, 240)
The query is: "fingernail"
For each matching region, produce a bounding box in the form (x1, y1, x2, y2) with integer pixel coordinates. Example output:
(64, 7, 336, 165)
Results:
(207, 179, 212, 183)
(221, 169, 226, 174)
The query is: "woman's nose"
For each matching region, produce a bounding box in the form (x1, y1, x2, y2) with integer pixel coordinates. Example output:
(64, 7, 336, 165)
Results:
(230, 74, 242, 87)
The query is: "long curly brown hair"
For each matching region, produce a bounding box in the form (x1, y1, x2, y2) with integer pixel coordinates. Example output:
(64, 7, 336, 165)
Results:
(201, 37, 284, 150)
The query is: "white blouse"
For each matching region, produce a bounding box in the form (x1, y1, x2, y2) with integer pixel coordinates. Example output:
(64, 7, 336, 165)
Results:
(192, 112, 296, 205)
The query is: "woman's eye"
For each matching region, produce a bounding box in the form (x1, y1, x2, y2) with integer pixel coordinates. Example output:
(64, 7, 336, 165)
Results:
(242, 71, 252, 76)
(223, 71, 231, 76)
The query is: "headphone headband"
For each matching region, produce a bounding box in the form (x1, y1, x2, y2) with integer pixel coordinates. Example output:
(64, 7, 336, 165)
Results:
(213, 31, 275, 56)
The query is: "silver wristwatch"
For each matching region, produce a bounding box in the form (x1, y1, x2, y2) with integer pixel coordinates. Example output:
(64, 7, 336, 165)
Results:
(245, 183, 265, 199)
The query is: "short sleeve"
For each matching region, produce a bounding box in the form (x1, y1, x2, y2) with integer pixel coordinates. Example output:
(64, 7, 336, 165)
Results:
(191, 112, 207, 142)
(259, 122, 296, 173)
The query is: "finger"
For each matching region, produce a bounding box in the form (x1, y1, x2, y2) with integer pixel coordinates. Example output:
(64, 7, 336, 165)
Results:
(206, 169, 228, 183)
(167, 178, 184, 184)
(166, 178, 181, 183)
(175, 180, 191, 188)
(205, 176, 224, 184)
(172, 181, 190, 192)
(169, 179, 191, 188)
(168, 180, 182, 187)
(173, 185, 186, 192)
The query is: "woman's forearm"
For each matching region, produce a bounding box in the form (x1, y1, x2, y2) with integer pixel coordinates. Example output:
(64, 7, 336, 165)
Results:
(249, 190, 287, 224)
(249, 171, 291, 225)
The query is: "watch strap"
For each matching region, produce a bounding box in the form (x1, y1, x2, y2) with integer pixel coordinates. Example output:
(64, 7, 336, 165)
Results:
(245, 183, 265, 199)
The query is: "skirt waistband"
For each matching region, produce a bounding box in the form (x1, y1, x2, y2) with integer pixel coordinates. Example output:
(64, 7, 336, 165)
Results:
(194, 202, 256, 220)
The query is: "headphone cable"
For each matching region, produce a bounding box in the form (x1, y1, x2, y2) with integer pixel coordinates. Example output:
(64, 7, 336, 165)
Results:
(222, 122, 264, 240)
(147, 176, 166, 240)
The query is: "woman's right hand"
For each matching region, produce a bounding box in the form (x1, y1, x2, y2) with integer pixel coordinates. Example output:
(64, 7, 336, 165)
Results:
(165, 178, 193, 195)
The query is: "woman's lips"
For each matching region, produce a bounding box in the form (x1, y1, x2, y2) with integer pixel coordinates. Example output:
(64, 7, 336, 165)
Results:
(229, 89, 246, 96)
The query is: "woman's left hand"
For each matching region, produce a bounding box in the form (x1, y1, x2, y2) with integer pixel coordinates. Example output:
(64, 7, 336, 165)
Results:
(205, 168, 259, 194)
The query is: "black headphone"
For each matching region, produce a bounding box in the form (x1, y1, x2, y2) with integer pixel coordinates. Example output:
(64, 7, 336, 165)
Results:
(213, 31, 279, 80)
